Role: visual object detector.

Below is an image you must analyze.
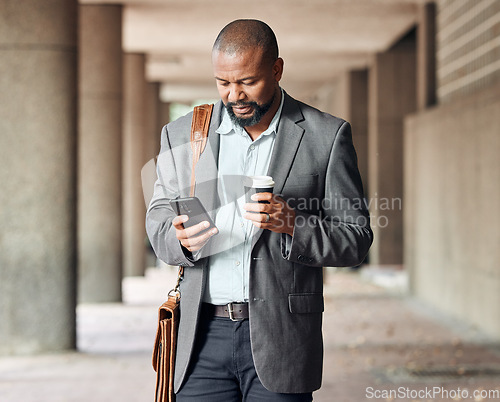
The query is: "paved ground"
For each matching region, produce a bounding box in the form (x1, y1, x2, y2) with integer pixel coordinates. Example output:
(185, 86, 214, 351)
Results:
(1, 266, 499, 402)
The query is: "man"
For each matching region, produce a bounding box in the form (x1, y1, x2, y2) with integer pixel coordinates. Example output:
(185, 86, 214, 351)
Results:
(147, 19, 372, 401)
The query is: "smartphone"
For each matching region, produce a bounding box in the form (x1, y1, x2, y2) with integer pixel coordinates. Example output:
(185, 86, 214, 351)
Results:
(169, 197, 216, 231)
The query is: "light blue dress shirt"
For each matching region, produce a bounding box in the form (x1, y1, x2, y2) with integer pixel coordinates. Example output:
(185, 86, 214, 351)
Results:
(203, 90, 285, 305)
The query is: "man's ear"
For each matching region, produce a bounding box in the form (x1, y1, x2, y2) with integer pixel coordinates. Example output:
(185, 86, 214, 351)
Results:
(273, 57, 284, 82)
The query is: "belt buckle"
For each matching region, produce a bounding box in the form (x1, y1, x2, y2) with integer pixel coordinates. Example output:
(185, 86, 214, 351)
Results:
(227, 303, 237, 321)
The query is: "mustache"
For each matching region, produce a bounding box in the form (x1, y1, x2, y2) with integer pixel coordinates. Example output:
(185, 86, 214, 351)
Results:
(226, 101, 257, 108)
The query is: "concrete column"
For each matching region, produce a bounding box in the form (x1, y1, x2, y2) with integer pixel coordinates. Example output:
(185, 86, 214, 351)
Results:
(78, 5, 123, 303)
(336, 70, 369, 196)
(0, 1, 78, 354)
(159, 101, 171, 129)
(157, 101, 171, 153)
(123, 53, 147, 277)
(141, 99, 169, 208)
(143, 82, 161, 270)
(145, 82, 161, 163)
(142, 85, 163, 210)
(368, 30, 417, 266)
(417, 1, 437, 110)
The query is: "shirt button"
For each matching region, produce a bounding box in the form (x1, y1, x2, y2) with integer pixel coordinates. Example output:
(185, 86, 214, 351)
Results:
(240, 222, 244, 227)
(235, 261, 241, 266)
(250, 145, 255, 150)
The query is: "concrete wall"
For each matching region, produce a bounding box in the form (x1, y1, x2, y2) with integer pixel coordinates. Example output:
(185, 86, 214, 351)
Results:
(436, 0, 500, 103)
(405, 84, 500, 338)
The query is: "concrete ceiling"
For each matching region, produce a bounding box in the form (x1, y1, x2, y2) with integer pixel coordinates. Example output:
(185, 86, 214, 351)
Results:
(80, 0, 425, 102)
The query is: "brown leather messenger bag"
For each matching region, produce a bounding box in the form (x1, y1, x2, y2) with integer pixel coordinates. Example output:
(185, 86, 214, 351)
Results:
(152, 103, 213, 402)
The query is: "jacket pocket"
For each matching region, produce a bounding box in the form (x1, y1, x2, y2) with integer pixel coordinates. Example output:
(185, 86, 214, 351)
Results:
(283, 174, 318, 189)
(288, 293, 324, 314)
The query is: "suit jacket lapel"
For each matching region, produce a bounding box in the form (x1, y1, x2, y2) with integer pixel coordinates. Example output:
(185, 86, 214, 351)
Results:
(193, 101, 222, 219)
(267, 92, 305, 194)
(252, 92, 305, 248)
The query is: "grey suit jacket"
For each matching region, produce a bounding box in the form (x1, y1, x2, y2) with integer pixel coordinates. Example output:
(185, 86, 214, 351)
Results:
(146, 92, 373, 393)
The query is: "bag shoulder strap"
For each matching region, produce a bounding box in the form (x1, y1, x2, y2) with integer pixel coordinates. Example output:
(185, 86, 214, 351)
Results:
(174, 103, 214, 292)
(189, 103, 214, 197)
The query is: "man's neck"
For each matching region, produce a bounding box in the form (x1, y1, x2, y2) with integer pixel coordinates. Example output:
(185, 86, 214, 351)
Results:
(244, 89, 282, 141)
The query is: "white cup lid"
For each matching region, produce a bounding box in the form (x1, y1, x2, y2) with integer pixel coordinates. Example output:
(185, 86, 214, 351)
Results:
(245, 175, 275, 188)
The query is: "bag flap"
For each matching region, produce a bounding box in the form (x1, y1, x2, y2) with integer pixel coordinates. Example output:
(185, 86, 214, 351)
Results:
(152, 296, 180, 370)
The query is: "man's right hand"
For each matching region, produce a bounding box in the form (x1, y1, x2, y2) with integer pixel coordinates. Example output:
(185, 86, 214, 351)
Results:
(173, 215, 218, 252)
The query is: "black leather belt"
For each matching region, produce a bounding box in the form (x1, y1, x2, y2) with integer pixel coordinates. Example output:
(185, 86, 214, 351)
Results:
(202, 302, 249, 321)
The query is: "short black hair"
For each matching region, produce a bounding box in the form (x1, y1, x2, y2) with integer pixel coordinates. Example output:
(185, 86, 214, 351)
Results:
(212, 19, 279, 66)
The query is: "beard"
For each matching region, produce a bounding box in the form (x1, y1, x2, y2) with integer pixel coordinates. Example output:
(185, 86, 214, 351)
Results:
(225, 92, 276, 128)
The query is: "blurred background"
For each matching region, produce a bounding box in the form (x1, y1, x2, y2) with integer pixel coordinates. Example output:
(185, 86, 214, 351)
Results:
(0, 0, 499, 401)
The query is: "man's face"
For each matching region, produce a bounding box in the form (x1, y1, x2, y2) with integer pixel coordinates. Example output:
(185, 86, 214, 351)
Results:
(212, 48, 283, 128)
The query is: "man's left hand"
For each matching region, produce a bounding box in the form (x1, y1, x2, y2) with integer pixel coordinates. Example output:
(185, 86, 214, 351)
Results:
(243, 193, 295, 236)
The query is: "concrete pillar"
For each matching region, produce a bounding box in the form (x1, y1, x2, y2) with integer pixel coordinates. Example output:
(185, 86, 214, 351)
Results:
(368, 29, 417, 266)
(417, 1, 437, 110)
(145, 82, 161, 162)
(336, 70, 369, 196)
(159, 101, 171, 129)
(141, 99, 169, 209)
(157, 101, 171, 153)
(0, 0, 78, 354)
(143, 82, 161, 270)
(123, 53, 147, 277)
(78, 5, 123, 303)
(142, 85, 163, 210)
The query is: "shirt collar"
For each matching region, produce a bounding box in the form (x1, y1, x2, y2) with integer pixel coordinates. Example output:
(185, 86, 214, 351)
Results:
(216, 88, 285, 138)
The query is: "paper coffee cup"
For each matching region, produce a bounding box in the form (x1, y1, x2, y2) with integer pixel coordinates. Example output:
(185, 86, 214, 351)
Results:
(244, 175, 275, 203)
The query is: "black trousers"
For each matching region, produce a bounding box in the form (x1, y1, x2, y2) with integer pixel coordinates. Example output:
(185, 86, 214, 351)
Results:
(176, 306, 314, 402)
